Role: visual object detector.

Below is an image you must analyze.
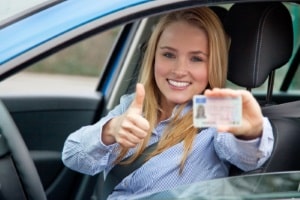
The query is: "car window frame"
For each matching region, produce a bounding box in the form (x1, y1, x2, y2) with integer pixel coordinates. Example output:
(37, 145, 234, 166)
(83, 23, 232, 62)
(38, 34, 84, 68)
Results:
(0, 0, 62, 29)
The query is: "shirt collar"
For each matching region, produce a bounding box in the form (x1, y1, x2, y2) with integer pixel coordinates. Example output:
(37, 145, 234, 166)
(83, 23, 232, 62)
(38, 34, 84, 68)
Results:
(152, 100, 194, 136)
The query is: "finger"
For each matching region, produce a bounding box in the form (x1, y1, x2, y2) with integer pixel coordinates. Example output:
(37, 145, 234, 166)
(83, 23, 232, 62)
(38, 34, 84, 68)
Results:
(239, 90, 257, 106)
(123, 131, 143, 144)
(117, 137, 138, 148)
(128, 126, 148, 139)
(126, 113, 150, 132)
(204, 88, 239, 98)
(116, 130, 143, 147)
(122, 115, 149, 137)
(217, 124, 241, 134)
(130, 83, 145, 113)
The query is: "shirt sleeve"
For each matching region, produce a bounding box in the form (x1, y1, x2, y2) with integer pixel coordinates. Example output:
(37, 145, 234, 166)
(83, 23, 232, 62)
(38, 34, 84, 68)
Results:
(214, 117, 274, 171)
(61, 94, 134, 176)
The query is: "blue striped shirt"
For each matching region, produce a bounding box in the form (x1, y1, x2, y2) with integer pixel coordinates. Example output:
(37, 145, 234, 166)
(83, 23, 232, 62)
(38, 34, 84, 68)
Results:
(62, 94, 274, 200)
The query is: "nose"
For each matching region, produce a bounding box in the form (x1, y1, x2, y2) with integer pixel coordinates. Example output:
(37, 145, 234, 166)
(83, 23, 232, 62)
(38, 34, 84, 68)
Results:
(172, 57, 188, 77)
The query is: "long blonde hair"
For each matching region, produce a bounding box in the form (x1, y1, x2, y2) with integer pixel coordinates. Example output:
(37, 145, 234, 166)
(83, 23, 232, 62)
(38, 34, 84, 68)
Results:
(115, 7, 228, 173)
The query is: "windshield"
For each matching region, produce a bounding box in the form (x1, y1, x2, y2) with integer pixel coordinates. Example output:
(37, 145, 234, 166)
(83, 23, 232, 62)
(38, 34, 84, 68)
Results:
(138, 171, 300, 199)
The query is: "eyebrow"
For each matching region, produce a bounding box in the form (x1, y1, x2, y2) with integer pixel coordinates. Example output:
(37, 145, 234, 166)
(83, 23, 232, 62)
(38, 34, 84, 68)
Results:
(159, 46, 208, 57)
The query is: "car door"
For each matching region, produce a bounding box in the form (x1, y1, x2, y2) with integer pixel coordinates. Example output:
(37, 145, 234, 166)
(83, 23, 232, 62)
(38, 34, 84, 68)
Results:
(0, 22, 144, 200)
(0, 1, 147, 198)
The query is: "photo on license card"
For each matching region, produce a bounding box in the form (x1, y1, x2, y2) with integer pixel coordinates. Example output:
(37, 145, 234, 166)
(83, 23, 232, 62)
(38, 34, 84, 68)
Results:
(193, 95, 242, 127)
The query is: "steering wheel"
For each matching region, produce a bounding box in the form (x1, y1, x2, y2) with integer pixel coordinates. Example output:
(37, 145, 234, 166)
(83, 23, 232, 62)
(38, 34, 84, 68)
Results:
(0, 100, 46, 200)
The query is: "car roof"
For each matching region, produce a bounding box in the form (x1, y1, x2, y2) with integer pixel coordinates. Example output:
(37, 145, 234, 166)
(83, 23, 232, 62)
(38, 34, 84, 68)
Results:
(0, 0, 299, 79)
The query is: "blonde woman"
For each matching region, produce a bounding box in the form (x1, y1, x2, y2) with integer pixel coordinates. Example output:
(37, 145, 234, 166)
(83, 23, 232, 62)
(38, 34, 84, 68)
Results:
(62, 7, 273, 199)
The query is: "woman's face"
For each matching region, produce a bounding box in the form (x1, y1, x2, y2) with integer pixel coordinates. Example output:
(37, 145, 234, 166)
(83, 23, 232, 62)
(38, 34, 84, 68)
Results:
(154, 21, 209, 109)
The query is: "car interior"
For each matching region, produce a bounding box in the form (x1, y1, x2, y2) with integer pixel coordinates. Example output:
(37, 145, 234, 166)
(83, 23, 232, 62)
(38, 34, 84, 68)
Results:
(0, 1, 300, 200)
(97, 1, 300, 199)
(224, 2, 300, 175)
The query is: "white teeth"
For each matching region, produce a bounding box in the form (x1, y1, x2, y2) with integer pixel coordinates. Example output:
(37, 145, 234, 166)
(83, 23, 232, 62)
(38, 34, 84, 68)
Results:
(168, 79, 190, 87)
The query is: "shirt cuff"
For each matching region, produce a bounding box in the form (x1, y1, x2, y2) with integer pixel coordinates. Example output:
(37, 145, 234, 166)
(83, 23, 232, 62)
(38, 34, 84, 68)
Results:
(214, 117, 274, 171)
(232, 117, 274, 165)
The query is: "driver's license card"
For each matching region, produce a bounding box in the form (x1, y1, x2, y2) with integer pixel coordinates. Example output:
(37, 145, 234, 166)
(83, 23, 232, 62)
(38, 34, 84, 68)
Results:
(193, 95, 242, 127)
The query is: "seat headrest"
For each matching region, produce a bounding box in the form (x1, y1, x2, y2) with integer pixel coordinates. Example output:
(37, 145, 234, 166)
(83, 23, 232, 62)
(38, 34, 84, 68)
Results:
(209, 6, 228, 28)
(226, 2, 293, 88)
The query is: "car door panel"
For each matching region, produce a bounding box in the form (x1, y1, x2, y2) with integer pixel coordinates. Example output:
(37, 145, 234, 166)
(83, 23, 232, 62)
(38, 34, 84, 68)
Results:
(0, 94, 104, 200)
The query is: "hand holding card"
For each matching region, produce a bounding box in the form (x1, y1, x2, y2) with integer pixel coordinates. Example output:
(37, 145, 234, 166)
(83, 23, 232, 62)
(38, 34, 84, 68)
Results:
(193, 95, 242, 127)
(194, 88, 263, 140)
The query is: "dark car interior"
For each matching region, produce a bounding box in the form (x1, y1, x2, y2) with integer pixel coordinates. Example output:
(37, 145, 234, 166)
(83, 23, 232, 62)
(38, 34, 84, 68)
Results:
(0, 1, 299, 200)
(224, 2, 300, 175)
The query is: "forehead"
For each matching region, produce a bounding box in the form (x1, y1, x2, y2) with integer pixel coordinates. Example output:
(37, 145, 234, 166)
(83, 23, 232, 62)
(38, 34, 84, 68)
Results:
(158, 21, 208, 46)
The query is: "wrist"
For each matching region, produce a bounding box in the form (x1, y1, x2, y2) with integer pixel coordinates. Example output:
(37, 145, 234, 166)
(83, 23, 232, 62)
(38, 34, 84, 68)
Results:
(101, 118, 117, 145)
(237, 120, 263, 140)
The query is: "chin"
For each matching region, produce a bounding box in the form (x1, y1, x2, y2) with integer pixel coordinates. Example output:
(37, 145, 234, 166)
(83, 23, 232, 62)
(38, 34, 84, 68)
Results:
(170, 97, 191, 105)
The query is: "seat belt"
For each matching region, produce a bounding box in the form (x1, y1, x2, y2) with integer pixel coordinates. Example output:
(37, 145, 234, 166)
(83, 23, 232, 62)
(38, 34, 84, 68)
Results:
(102, 142, 158, 199)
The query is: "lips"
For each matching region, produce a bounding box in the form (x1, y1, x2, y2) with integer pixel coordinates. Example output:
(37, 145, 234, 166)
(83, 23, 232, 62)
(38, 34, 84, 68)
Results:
(168, 79, 190, 88)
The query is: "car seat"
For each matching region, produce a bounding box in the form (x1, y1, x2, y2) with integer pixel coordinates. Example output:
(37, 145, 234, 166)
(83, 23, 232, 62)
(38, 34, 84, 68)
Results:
(226, 2, 300, 174)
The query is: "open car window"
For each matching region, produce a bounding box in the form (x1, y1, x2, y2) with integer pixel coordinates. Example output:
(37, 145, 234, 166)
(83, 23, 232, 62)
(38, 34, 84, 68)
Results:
(0, 26, 121, 95)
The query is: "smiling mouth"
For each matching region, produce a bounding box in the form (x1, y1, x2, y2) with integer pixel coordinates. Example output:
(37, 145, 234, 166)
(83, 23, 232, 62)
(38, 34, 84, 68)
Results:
(168, 79, 191, 88)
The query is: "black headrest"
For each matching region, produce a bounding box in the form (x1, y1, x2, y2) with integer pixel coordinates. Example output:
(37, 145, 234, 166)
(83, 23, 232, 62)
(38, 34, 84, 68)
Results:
(226, 2, 293, 88)
(209, 6, 228, 28)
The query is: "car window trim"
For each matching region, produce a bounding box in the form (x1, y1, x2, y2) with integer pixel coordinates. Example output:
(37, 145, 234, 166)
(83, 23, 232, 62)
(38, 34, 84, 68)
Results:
(0, 0, 63, 29)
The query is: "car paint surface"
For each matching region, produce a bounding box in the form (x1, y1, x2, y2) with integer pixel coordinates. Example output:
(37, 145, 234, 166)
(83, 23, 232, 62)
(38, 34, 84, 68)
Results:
(0, 0, 149, 66)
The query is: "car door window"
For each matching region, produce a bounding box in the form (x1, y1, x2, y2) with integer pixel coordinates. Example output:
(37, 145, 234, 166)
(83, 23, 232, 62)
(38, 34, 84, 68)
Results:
(0, 27, 121, 95)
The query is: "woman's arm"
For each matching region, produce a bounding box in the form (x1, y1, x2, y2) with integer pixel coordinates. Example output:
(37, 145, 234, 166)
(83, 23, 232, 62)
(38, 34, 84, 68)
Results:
(214, 117, 274, 171)
(205, 88, 274, 171)
(61, 94, 134, 175)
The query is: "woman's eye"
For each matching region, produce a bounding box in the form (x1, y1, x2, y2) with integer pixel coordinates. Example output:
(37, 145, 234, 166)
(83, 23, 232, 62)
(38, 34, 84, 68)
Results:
(163, 52, 175, 59)
(191, 56, 203, 62)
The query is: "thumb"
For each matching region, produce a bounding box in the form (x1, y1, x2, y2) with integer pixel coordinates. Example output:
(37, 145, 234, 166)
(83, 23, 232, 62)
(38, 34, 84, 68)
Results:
(131, 83, 145, 111)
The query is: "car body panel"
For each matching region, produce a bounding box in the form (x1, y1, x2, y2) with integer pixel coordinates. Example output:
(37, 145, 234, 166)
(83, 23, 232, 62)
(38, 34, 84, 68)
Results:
(0, 0, 149, 66)
(0, 94, 103, 199)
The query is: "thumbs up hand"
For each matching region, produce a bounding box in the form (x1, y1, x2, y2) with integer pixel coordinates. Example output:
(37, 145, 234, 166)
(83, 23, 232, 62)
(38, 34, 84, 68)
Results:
(128, 83, 145, 116)
(102, 83, 150, 148)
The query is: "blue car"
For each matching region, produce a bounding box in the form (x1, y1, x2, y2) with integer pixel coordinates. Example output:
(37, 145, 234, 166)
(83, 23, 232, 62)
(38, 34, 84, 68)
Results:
(0, 0, 300, 199)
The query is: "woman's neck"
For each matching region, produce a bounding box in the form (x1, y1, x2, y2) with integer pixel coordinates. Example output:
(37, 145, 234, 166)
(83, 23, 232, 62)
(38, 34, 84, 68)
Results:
(158, 101, 176, 122)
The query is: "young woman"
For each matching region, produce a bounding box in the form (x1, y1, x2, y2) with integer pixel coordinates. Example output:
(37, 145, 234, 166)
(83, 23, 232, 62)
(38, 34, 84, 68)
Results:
(62, 7, 273, 199)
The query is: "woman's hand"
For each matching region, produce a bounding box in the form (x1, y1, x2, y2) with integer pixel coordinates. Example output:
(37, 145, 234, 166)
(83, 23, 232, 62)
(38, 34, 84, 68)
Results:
(204, 88, 263, 140)
(102, 83, 150, 147)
